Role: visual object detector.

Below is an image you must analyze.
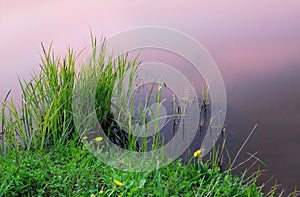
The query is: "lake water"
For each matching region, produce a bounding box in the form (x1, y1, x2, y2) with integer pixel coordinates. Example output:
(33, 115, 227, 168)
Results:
(1, 1, 299, 194)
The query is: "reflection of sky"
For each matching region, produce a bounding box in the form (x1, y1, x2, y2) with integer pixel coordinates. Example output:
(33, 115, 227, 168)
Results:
(1, 1, 300, 95)
(1, 0, 300, 193)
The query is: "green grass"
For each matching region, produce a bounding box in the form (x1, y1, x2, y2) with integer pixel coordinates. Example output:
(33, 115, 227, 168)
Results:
(1, 44, 77, 152)
(0, 36, 298, 196)
(0, 142, 265, 197)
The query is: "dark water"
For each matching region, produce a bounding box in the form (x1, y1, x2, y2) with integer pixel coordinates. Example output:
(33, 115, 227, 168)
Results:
(1, 1, 300, 194)
(131, 48, 300, 193)
(225, 65, 300, 193)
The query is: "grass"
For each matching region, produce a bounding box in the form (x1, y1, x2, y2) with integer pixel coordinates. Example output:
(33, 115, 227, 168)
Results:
(0, 36, 298, 196)
(1, 44, 77, 152)
(0, 142, 265, 197)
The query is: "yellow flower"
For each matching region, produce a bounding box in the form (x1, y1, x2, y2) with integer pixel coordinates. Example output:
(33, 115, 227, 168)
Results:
(99, 190, 104, 194)
(118, 195, 122, 197)
(193, 149, 202, 158)
(91, 194, 96, 197)
(114, 180, 123, 186)
(94, 136, 103, 142)
(82, 136, 88, 141)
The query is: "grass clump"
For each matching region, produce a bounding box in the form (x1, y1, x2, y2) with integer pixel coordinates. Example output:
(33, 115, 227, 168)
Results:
(0, 37, 139, 152)
(1, 44, 77, 151)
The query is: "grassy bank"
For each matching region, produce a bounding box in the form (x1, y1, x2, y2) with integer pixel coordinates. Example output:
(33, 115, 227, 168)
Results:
(0, 37, 297, 196)
(0, 142, 265, 196)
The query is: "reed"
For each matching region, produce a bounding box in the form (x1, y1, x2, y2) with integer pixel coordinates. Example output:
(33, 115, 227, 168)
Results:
(0, 36, 160, 153)
(1, 44, 77, 151)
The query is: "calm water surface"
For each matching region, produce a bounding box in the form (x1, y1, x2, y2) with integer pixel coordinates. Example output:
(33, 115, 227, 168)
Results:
(1, 1, 300, 194)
